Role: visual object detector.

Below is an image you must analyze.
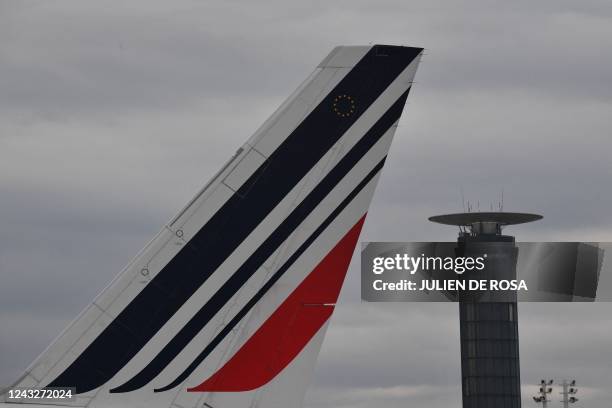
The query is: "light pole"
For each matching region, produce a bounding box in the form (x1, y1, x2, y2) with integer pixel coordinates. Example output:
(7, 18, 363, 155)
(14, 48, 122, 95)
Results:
(533, 379, 554, 407)
(561, 380, 578, 408)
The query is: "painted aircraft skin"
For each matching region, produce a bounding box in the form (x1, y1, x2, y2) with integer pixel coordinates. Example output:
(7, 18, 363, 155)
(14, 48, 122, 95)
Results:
(1, 44, 422, 408)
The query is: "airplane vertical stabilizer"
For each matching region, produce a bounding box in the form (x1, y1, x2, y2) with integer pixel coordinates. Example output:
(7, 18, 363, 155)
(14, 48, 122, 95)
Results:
(1, 44, 423, 408)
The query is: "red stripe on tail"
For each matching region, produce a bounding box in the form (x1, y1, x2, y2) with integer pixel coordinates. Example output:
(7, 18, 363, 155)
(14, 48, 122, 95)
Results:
(188, 215, 366, 392)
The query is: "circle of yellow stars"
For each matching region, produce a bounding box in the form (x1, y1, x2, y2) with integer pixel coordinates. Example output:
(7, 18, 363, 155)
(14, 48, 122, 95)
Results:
(332, 94, 356, 118)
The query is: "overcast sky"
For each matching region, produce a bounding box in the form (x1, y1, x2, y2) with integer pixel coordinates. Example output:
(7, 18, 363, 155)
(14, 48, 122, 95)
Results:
(1, 1, 612, 407)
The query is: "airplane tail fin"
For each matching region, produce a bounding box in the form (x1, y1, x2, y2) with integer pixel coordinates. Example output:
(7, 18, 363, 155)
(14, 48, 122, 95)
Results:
(2, 45, 423, 408)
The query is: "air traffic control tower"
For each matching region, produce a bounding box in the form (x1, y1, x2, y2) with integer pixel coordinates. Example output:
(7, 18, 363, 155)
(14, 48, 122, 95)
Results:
(429, 212, 542, 408)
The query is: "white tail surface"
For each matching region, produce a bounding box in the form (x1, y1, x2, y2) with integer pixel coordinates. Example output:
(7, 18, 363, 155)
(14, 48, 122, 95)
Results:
(1, 44, 423, 408)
